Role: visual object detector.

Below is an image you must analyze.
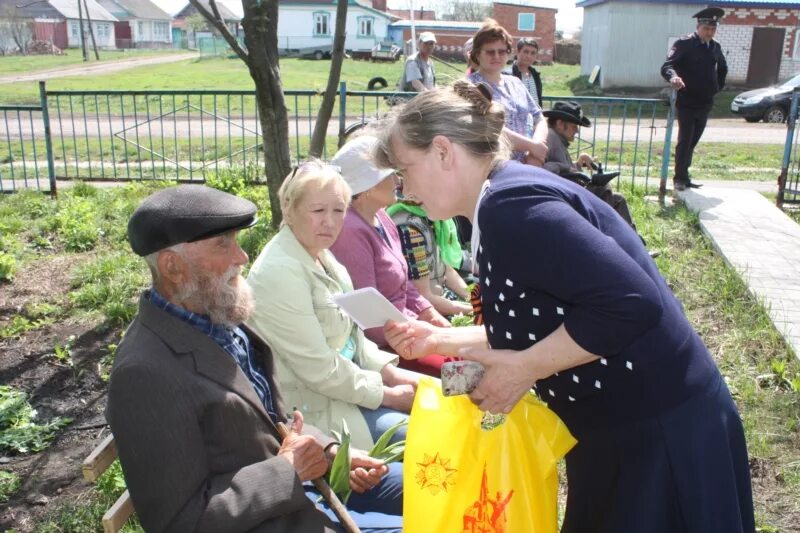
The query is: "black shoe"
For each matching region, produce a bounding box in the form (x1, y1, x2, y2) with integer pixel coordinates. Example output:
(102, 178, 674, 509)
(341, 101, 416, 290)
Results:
(685, 180, 703, 189)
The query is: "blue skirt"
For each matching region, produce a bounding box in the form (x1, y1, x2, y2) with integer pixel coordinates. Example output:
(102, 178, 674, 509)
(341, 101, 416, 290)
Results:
(561, 372, 754, 533)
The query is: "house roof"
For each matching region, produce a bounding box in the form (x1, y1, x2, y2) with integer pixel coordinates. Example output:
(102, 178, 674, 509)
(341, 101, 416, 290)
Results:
(48, 0, 117, 21)
(386, 8, 436, 19)
(279, 0, 394, 18)
(492, 0, 557, 10)
(577, 0, 800, 8)
(98, 0, 170, 19)
(174, 0, 238, 21)
(389, 19, 483, 30)
(0, 0, 61, 18)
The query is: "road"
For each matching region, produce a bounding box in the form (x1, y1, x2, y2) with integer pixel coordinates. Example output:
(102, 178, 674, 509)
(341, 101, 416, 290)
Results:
(0, 52, 199, 85)
(1, 116, 790, 145)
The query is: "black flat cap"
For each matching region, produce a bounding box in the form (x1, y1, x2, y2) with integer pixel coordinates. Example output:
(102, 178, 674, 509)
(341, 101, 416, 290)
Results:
(543, 101, 591, 127)
(693, 7, 724, 26)
(127, 184, 257, 256)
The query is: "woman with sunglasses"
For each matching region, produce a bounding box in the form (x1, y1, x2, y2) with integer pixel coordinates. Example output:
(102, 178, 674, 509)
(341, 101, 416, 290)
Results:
(246, 160, 420, 450)
(467, 19, 548, 166)
(329, 135, 456, 378)
(376, 81, 754, 532)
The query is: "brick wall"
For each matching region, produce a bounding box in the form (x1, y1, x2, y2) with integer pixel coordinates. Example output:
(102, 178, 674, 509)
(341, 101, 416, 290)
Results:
(490, 2, 556, 64)
(401, 29, 478, 61)
(716, 5, 800, 84)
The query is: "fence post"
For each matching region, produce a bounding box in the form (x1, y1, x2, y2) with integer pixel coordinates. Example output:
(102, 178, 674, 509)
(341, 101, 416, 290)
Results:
(659, 89, 676, 200)
(39, 81, 57, 197)
(338, 81, 347, 148)
(778, 88, 800, 208)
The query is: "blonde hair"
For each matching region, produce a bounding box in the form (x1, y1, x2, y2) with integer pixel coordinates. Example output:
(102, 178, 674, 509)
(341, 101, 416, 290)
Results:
(278, 160, 351, 221)
(374, 80, 510, 170)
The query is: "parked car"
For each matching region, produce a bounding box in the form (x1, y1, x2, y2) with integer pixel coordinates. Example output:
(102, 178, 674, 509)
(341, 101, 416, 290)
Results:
(730, 74, 800, 123)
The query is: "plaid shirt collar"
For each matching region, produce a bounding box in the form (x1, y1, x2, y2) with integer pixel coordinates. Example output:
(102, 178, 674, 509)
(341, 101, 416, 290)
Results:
(146, 287, 236, 344)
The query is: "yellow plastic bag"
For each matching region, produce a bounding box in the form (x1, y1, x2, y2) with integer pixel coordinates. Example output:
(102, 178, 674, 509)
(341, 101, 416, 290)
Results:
(403, 377, 576, 533)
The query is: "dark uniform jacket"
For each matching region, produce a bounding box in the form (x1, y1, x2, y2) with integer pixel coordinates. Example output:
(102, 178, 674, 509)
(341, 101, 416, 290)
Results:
(660, 32, 728, 109)
(106, 295, 337, 533)
(506, 62, 543, 107)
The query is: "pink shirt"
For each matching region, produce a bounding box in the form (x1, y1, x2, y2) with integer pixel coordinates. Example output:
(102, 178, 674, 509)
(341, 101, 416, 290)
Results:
(330, 208, 432, 346)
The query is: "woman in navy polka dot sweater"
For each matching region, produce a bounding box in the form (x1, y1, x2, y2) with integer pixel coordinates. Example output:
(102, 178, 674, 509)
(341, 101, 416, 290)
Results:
(374, 80, 754, 532)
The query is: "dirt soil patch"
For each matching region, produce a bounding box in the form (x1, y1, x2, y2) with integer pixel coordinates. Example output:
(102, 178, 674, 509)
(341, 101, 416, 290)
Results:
(0, 253, 121, 532)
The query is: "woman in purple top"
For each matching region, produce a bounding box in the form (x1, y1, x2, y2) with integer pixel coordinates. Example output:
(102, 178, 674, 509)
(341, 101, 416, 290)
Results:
(329, 135, 455, 378)
(467, 19, 548, 164)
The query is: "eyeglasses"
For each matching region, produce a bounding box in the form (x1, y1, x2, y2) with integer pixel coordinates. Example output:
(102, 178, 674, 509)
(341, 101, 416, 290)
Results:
(481, 48, 509, 57)
(286, 161, 341, 184)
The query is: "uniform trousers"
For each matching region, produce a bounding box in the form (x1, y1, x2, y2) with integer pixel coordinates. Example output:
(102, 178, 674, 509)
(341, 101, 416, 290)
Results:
(674, 105, 711, 183)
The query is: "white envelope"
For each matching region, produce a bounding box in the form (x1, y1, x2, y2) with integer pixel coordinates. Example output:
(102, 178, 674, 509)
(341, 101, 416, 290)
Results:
(332, 287, 408, 330)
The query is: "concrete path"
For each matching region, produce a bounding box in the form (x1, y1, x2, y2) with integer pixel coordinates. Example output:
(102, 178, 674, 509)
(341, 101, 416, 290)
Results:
(0, 52, 198, 84)
(678, 186, 800, 356)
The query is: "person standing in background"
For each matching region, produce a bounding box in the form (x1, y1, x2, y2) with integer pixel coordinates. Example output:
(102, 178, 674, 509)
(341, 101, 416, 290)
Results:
(660, 7, 728, 191)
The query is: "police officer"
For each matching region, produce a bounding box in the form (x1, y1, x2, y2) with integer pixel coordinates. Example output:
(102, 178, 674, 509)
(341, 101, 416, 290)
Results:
(661, 7, 728, 190)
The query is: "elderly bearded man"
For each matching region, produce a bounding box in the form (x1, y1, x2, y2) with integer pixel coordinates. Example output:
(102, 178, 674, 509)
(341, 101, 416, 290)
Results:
(105, 185, 403, 533)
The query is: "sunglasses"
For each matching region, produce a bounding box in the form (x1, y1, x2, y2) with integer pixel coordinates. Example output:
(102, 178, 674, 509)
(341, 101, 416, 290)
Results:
(287, 161, 341, 183)
(482, 48, 509, 57)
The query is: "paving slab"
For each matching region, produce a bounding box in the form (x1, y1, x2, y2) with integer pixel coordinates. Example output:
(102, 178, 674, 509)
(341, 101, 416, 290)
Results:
(677, 186, 800, 358)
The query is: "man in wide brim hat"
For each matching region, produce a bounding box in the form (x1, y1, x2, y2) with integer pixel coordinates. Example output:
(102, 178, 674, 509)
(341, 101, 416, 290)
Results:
(660, 7, 728, 191)
(542, 101, 591, 128)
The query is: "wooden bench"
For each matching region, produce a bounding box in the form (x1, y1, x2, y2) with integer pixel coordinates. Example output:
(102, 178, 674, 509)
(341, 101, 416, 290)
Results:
(82, 433, 135, 533)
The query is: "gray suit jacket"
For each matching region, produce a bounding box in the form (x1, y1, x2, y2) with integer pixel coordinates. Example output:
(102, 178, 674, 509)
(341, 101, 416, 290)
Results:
(106, 294, 337, 533)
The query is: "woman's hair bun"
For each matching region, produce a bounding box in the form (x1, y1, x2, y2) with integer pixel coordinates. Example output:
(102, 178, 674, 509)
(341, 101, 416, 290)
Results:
(453, 80, 493, 116)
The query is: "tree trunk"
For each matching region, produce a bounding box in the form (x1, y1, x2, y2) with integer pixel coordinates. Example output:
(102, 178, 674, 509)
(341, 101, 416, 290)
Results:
(308, 0, 347, 157)
(241, 0, 292, 229)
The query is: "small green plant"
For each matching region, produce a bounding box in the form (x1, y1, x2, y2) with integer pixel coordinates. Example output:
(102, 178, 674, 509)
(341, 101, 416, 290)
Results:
(327, 418, 406, 504)
(56, 197, 100, 252)
(69, 252, 148, 326)
(0, 470, 21, 503)
(0, 252, 16, 281)
(53, 335, 76, 367)
(450, 313, 474, 328)
(0, 315, 45, 339)
(98, 342, 119, 382)
(0, 385, 72, 454)
(206, 167, 249, 195)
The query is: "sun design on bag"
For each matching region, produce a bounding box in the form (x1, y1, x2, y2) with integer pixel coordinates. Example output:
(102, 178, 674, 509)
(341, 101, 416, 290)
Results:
(415, 452, 458, 495)
(461, 463, 514, 533)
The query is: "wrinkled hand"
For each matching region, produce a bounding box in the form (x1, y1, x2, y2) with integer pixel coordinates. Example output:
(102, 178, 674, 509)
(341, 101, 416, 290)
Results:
(527, 140, 548, 164)
(382, 383, 416, 412)
(277, 411, 328, 481)
(524, 153, 545, 167)
(670, 76, 685, 90)
(459, 348, 539, 414)
(384, 319, 440, 360)
(348, 449, 388, 494)
(418, 307, 450, 328)
(576, 154, 595, 169)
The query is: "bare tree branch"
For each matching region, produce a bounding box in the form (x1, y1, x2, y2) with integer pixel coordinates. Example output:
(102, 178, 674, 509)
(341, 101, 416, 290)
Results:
(188, 0, 248, 63)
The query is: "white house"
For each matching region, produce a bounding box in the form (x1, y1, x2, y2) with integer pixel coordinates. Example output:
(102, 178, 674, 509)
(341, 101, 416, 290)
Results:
(97, 0, 172, 48)
(577, 0, 800, 89)
(278, 0, 394, 56)
(47, 0, 118, 49)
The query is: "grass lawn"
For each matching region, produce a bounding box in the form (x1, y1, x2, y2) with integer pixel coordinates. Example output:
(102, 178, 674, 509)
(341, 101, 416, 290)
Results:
(0, 49, 189, 75)
(0, 179, 796, 530)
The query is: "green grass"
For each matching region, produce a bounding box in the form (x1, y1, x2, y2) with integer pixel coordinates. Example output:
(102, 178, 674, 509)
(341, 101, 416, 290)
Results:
(0, 470, 21, 503)
(0, 385, 72, 455)
(0, 49, 188, 75)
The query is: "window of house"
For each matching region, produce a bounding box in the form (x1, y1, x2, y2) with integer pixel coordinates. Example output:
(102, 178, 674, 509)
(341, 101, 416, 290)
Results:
(154, 22, 168, 38)
(70, 21, 80, 39)
(793, 30, 800, 59)
(138, 21, 144, 36)
(358, 16, 374, 37)
(96, 23, 109, 39)
(313, 11, 330, 36)
(518, 13, 535, 31)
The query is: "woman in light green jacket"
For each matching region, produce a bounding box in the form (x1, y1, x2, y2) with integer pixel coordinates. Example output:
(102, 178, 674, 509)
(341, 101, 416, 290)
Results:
(247, 161, 420, 450)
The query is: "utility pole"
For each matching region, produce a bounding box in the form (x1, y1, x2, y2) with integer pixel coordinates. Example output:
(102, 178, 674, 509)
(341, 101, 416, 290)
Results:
(82, 0, 100, 60)
(77, 0, 88, 60)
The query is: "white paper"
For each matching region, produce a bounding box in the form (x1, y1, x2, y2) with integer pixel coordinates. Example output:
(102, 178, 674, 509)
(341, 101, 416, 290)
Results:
(332, 287, 408, 330)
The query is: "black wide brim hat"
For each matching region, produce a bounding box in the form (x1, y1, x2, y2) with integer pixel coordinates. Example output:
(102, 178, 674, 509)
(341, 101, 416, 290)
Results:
(543, 101, 591, 127)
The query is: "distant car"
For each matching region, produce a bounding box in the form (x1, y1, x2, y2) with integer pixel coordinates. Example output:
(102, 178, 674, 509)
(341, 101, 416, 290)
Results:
(730, 74, 800, 123)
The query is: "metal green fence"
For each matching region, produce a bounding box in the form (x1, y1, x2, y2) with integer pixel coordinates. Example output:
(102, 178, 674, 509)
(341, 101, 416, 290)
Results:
(779, 89, 800, 207)
(1, 81, 675, 195)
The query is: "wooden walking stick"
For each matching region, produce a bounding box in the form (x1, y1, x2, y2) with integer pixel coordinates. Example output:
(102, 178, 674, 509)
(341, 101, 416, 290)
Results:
(277, 422, 361, 533)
